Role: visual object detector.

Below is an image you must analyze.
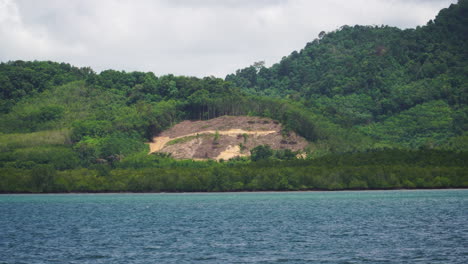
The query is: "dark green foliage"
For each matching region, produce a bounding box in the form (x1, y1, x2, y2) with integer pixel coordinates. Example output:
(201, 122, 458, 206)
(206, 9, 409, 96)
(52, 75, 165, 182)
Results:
(72, 133, 146, 165)
(250, 145, 273, 161)
(71, 120, 112, 142)
(226, 0, 468, 135)
(0, 1, 467, 192)
(31, 164, 56, 192)
(1, 149, 466, 193)
(0, 146, 80, 170)
(274, 149, 298, 160)
(0, 61, 93, 106)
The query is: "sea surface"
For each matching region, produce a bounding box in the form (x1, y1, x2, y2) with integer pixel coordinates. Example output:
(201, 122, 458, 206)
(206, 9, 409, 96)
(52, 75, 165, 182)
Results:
(0, 190, 467, 263)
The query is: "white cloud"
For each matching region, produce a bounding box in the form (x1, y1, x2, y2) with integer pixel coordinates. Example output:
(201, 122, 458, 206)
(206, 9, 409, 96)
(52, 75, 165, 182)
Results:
(0, 0, 458, 77)
(0, 0, 85, 59)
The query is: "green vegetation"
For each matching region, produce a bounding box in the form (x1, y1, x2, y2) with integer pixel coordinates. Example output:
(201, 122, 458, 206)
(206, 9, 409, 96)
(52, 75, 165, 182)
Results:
(0, 129, 70, 151)
(0, 1, 467, 192)
(227, 0, 468, 150)
(1, 149, 466, 192)
(213, 130, 220, 144)
(167, 135, 204, 146)
(250, 145, 274, 161)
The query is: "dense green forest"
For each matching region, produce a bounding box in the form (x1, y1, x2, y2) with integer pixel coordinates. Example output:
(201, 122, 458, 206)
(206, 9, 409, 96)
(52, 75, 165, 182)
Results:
(0, 0, 467, 192)
(227, 0, 468, 149)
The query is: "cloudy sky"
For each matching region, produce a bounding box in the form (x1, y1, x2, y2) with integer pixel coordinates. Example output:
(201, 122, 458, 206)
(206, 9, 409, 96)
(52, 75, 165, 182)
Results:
(0, 0, 457, 77)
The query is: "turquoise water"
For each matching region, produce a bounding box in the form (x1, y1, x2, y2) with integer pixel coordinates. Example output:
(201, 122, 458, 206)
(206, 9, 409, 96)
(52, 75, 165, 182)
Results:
(0, 190, 467, 263)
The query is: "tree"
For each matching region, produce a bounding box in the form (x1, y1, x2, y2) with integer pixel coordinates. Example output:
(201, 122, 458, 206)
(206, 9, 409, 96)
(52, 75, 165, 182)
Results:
(253, 61, 265, 72)
(318, 31, 326, 39)
(31, 164, 56, 192)
(213, 130, 220, 145)
(250, 145, 273, 161)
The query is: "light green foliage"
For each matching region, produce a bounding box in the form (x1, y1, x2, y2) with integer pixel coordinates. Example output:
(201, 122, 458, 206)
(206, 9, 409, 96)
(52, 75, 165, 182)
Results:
(359, 100, 454, 148)
(439, 132, 468, 151)
(0, 129, 70, 151)
(226, 0, 467, 149)
(0, 1, 467, 192)
(314, 94, 375, 126)
(167, 135, 198, 146)
(213, 130, 220, 144)
(166, 134, 211, 146)
(242, 133, 248, 143)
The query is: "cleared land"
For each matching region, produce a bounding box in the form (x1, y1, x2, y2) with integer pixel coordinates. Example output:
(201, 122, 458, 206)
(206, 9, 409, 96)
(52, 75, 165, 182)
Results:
(148, 116, 308, 160)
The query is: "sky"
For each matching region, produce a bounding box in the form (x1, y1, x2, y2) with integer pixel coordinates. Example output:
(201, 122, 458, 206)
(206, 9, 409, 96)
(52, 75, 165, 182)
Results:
(0, 0, 458, 78)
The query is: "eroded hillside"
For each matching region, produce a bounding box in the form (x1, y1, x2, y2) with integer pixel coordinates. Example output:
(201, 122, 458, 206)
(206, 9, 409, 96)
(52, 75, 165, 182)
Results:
(148, 116, 308, 160)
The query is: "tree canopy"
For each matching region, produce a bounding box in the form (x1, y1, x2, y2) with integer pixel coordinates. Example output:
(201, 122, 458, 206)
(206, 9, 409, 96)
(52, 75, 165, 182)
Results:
(0, 0, 467, 192)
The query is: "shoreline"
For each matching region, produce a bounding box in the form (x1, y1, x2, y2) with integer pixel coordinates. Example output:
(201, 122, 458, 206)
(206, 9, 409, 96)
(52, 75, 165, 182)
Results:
(1, 187, 467, 195)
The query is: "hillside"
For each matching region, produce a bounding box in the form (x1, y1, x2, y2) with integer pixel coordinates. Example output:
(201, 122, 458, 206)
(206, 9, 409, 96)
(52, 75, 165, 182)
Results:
(0, 1, 467, 192)
(149, 116, 307, 160)
(226, 0, 468, 149)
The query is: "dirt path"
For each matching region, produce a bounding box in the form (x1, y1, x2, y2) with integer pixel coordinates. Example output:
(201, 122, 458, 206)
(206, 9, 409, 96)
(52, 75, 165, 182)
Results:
(148, 136, 171, 153)
(148, 129, 276, 153)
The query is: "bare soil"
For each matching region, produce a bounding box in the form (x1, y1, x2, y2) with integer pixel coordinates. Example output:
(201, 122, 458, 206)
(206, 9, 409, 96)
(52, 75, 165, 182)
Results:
(148, 116, 308, 160)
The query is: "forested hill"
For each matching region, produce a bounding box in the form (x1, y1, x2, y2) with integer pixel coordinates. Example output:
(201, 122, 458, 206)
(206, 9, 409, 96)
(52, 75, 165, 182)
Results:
(0, 1, 467, 192)
(226, 0, 468, 148)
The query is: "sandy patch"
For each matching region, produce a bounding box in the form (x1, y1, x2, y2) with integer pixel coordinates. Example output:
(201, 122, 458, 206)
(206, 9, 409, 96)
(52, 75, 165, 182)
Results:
(216, 145, 248, 161)
(146, 116, 308, 160)
(148, 136, 170, 153)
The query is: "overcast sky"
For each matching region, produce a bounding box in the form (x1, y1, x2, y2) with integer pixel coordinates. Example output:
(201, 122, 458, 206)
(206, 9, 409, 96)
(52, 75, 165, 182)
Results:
(0, 0, 458, 77)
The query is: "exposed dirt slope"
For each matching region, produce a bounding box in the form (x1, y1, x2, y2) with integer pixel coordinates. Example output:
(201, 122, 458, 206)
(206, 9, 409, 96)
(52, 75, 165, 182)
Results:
(148, 116, 308, 160)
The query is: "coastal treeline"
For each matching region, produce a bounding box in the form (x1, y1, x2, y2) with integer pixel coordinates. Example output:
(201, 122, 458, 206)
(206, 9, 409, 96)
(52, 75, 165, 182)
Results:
(0, 1, 467, 192)
(1, 149, 466, 193)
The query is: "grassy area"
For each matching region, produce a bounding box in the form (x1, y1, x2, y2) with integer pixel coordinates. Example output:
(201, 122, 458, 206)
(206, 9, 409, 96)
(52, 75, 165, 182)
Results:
(0, 129, 70, 151)
(166, 133, 212, 146)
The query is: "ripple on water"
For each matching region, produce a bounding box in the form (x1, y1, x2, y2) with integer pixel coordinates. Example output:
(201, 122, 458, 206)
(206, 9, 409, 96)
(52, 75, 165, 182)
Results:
(0, 190, 467, 263)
